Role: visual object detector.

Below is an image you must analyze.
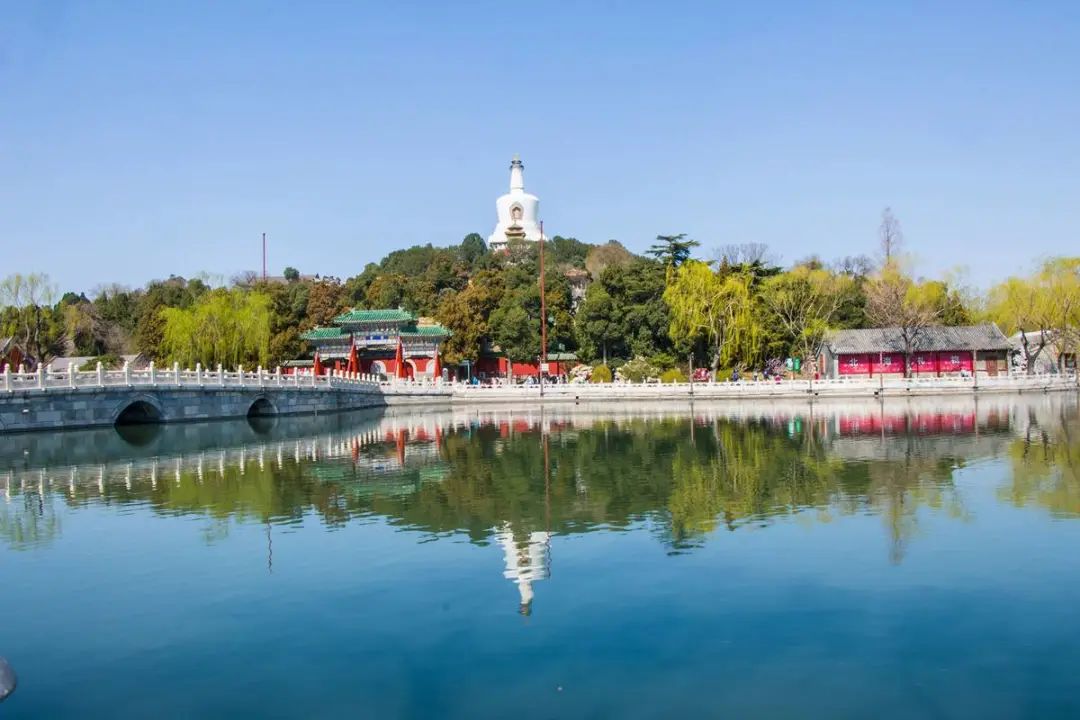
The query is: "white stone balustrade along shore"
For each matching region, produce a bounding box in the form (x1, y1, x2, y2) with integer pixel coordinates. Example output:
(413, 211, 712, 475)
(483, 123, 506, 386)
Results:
(0, 361, 1077, 433)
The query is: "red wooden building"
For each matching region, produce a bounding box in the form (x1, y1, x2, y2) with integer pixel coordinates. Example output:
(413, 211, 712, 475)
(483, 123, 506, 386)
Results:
(469, 351, 578, 382)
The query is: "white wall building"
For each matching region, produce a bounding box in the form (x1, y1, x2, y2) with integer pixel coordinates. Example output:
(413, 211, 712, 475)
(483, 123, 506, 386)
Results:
(488, 155, 546, 250)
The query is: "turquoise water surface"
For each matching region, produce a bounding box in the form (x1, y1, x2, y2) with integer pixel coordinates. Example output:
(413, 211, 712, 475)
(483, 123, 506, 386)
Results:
(2, 394, 1080, 718)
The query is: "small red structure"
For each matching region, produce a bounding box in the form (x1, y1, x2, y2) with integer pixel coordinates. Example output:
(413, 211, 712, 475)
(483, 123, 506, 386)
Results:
(394, 338, 406, 379)
(470, 351, 578, 382)
(821, 324, 1011, 379)
(347, 343, 359, 375)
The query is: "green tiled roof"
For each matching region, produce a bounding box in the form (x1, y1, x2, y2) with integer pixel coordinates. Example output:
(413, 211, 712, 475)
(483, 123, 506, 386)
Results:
(334, 308, 414, 324)
(401, 324, 451, 337)
(301, 326, 346, 340)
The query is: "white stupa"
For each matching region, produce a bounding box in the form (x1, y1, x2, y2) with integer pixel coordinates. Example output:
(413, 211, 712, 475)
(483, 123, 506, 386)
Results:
(488, 155, 547, 250)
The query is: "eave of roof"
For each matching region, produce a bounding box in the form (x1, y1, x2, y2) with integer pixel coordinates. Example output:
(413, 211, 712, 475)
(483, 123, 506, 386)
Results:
(825, 323, 1012, 354)
(334, 308, 415, 324)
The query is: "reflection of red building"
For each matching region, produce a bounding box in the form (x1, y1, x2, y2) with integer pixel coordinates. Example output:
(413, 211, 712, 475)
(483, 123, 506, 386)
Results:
(821, 324, 1011, 378)
(835, 409, 1009, 436)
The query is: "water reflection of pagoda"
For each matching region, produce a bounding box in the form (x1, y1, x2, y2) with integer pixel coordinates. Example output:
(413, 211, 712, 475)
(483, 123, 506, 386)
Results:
(496, 523, 551, 615)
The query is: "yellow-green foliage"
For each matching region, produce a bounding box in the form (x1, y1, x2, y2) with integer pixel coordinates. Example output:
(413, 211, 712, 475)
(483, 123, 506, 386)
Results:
(590, 364, 613, 383)
(663, 260, 764, 368)
(160, 288, 271, 369)
(660, 368, 686, 383)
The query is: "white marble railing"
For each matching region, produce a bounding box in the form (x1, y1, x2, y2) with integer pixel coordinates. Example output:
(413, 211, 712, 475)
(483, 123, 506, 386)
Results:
(0, 361, 387, 393)
(450, 372, 1079, 399)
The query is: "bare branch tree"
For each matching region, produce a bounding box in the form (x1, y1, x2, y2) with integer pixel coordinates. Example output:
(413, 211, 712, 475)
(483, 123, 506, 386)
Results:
(713, 243, 776, 268)
(0, 272, 57, 365)
(831, 254, 874, 278)
(865, 265, 941, 377)
(879, 207, 904, 262)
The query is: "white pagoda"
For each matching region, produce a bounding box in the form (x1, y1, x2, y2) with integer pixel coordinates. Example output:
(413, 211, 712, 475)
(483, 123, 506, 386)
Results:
(488, 155, 547, 250)
(496, 523, 551, 615)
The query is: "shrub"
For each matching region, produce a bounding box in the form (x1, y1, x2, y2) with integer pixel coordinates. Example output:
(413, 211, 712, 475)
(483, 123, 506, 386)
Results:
(660, 368, 687, 383)
(715, 366, 736, 382)
(608, 358, 626, 371)
(80, 354, 122, 371)
(649, 352, 677, 371)
(590, 364, 613, 383)
(619, 356, 660, 383)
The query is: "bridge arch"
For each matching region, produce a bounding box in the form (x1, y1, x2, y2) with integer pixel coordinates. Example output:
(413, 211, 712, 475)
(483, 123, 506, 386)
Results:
(113, 395, 165, 426)
(247, 396, 277, 418)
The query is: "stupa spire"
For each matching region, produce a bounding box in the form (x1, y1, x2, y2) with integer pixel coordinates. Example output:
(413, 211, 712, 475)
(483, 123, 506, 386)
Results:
(510, 154, 524, 191)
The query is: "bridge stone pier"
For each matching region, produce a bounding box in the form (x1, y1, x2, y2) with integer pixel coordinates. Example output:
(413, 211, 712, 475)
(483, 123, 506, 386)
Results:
(0, 364, 451, 433)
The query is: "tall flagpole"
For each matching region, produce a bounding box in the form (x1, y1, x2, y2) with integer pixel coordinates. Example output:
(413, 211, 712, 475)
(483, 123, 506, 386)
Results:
(539, 220, 547, 395)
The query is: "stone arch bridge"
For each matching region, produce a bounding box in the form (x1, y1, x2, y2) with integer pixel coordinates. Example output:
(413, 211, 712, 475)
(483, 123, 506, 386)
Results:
(0, 364, 449, 433)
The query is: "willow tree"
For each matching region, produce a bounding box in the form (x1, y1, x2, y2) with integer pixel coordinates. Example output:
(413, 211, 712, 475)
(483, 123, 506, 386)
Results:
(664, 260, 762, 370)
(988, 257, 1080, 374)
(0, 272, 58, 364)
(159, 288, 271, 369)
(1041, 258, 1080, 371)
(760, 266, 853, 367)
(987, 275, 1053, 374)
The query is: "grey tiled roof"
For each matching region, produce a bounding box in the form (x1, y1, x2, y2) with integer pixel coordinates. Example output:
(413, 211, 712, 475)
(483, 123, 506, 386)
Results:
(825, 323, 1011, 354)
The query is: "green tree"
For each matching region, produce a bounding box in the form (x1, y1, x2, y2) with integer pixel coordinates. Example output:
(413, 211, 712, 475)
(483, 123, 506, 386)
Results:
(459, 233, 488, 267)
(304, 280, 347, 328)
(159, 288, 272, 368)
(760, 265, 854, 366)
(0, 272, 60, 364)
(134, 276, 209, 359)
(436, 272, 504, 364)
(647, 233, 700, 274)
(664, 261, 761, 370)
(548, 236, 590, 268)
(490, 302, 538, 363)
(574, 284, 620, 363)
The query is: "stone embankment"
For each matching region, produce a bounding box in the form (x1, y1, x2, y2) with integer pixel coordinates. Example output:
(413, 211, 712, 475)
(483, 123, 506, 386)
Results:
(0, 364, 446, 433)
(1, 362, 1076, 434)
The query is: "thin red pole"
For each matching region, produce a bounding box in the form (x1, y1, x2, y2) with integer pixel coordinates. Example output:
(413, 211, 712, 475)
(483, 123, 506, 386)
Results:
(539, 220, 547, 367)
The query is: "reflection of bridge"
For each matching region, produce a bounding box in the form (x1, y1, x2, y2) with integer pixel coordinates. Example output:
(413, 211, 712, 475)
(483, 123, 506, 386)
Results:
(1, 410, 452, 498)
(0, 365, 450, 433)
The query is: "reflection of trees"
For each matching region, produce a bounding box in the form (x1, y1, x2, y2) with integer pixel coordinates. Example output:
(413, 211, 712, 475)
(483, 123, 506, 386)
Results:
(0, 487, 62, 550)
(6, 412, 1004, 560)
(1003, 403, 1080, 517)
(862, 450, 967, 564)
(666, 422, 845, 545)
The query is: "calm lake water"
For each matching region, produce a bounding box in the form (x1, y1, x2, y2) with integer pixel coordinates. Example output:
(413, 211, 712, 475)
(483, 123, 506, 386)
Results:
(3, 394, 1080, 719)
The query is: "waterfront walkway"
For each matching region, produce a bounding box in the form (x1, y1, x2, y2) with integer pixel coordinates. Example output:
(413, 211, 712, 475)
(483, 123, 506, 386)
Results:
(451, 373, 1079, 402)
(0, 361, 1076, 433)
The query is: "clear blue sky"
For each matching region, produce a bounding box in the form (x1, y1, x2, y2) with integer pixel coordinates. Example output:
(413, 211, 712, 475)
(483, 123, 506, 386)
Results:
(2, 1, 1078, 293)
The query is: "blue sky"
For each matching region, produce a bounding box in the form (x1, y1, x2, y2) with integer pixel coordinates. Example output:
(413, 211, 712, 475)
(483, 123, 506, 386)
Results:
(2, 1, 1078, 293)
